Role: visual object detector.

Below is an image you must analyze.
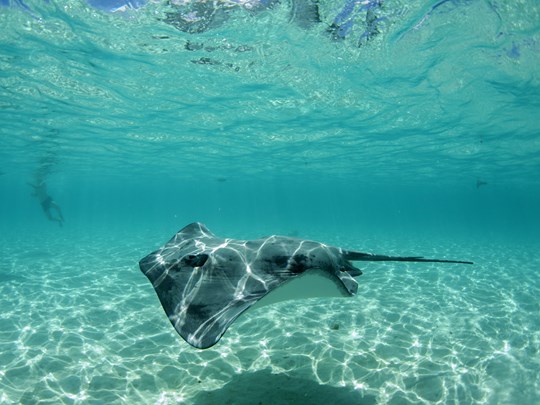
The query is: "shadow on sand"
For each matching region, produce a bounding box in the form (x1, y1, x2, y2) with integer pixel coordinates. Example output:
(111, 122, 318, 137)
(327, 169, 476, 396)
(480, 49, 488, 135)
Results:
(193, 368, 376, 405)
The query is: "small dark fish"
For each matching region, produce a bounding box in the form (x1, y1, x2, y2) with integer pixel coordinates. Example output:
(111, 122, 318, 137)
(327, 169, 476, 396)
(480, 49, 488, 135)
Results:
(476, 179, 488, 189)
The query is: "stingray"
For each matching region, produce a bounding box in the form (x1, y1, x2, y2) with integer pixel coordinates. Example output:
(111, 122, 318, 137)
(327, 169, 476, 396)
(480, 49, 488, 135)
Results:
(139, 222, 472, 349)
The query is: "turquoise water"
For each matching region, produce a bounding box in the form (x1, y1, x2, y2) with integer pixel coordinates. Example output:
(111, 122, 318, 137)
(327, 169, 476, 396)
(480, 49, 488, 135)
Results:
(1, 0, 540, 403)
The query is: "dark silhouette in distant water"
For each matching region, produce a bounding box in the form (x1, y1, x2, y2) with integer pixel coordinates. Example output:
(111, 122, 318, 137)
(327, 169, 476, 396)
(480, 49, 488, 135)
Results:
(29, 180, 64, 227)
(27, 129, 65, 226)
(476, 179, 488, 189)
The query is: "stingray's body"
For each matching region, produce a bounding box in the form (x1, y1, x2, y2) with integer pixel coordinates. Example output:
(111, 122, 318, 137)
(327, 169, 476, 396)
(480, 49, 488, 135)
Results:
(139, 222, 472, 349)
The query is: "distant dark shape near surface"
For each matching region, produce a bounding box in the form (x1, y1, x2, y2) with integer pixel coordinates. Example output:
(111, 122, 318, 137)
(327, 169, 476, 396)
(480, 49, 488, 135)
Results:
(139, 222, 473, 349)
(476, 178, 488, 189)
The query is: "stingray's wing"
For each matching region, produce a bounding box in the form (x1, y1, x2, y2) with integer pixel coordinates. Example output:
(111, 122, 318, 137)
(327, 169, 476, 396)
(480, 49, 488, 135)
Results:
(344, 250, 473, 265)
(162, 222, 216, 247)
(139, 243, 299, 349)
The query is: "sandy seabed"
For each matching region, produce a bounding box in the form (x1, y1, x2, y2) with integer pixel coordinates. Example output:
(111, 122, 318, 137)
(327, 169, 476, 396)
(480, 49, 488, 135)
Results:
(0, 231, 539, 404)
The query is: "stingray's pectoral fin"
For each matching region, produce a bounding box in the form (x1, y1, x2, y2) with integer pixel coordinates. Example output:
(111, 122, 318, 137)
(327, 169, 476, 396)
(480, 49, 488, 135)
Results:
(344, 250, 473, 265)
(344, 267, 362, 277)
(335, 270, 359, 295)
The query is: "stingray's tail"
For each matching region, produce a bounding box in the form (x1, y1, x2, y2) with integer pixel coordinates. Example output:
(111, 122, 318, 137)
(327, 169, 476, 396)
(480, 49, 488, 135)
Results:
(344, 251, 473, 265)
